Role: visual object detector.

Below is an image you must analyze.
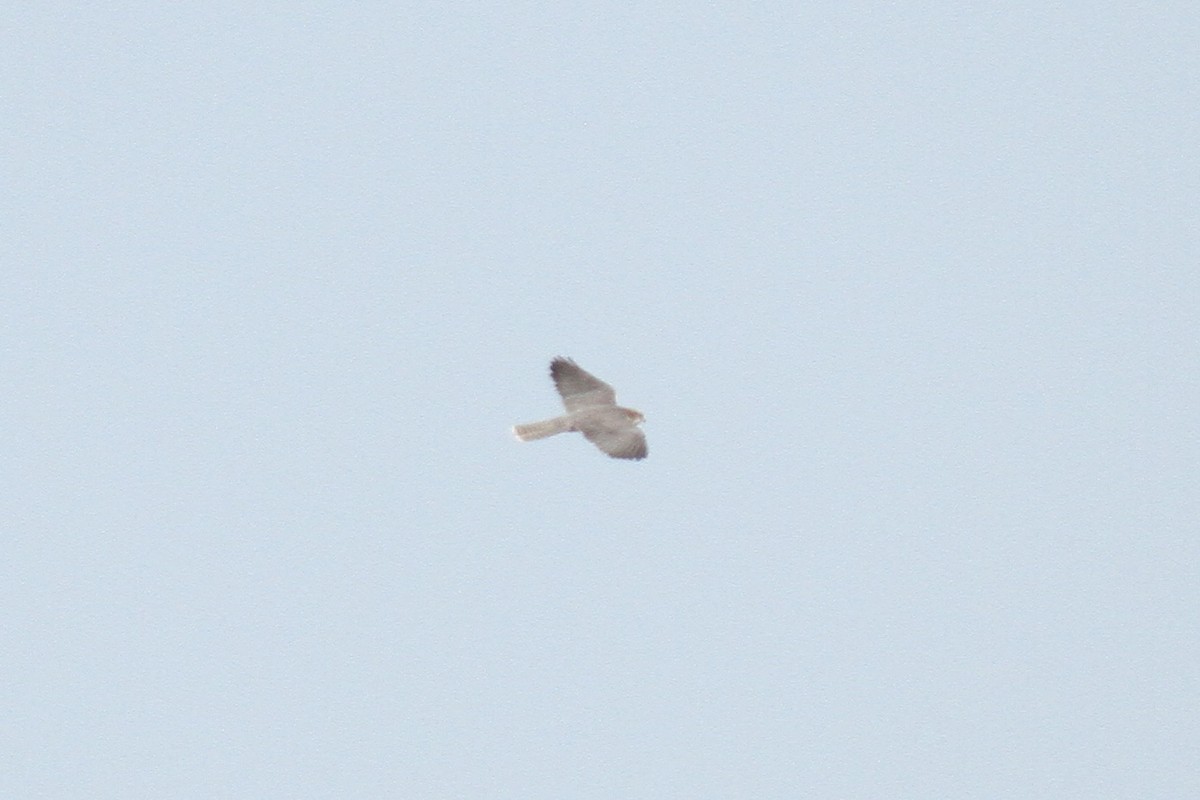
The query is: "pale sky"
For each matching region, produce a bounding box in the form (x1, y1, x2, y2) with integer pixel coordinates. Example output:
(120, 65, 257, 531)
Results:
(4, 3, 1198, 797)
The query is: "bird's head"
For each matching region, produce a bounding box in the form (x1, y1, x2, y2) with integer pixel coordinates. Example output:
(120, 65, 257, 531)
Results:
(622, 408, 645, 425)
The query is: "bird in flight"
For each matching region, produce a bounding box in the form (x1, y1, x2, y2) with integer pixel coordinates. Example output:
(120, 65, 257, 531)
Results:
(513, 357, 647, 460)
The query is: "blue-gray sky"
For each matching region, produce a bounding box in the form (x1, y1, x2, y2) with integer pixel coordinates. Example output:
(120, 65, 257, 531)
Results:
(5, 3, 1197, 797)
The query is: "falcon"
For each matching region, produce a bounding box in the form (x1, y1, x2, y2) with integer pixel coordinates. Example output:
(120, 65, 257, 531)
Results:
(512, 357, 647, 460)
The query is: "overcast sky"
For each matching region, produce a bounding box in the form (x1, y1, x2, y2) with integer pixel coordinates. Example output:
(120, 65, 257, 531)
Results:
(4, 3, 1198, 798)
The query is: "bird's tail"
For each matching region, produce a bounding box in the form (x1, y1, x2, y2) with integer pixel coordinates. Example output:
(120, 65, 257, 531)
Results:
(512, 416, 573, 441)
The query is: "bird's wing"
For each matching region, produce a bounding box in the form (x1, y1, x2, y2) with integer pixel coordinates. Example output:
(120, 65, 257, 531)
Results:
(577, 408, 648, 460)
(582, 425, 648, 460)
(551, 357, 618, 411)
